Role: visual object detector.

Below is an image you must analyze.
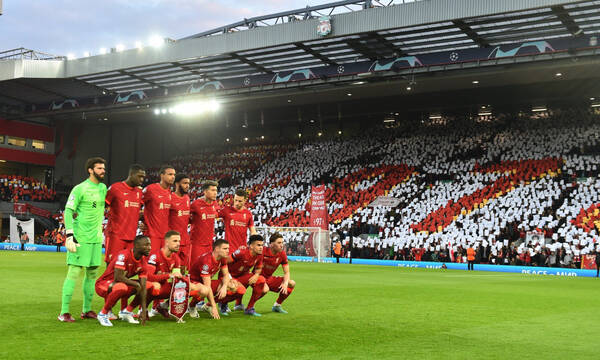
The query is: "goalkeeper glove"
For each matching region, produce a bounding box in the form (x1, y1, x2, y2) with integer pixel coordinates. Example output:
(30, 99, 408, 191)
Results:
(65, 230, 80, 253)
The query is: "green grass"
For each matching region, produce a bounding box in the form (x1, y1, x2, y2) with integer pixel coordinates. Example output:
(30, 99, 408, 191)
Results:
(1, 251, 600, 360)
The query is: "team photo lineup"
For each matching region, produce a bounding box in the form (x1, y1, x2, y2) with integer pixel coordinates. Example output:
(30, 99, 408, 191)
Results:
(5, 0, 600, 358)
(58, 158, 295, 326)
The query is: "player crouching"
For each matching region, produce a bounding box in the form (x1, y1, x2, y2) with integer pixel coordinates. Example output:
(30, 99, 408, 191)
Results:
(95, 235, 152, 326)
(226, 235, 268, 316)
(126, 230, 184, 318)
(261, 233, 295, 314)
(188, 239, 244, 318)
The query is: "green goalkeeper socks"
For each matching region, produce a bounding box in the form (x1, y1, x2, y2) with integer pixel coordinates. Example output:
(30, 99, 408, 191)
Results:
(82, 267, 98, 313)
(60, 265, 82, 314)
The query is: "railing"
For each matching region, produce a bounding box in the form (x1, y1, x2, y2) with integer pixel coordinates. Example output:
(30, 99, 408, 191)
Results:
(0, 48, 64, 61)
(180, 0, 424, 40)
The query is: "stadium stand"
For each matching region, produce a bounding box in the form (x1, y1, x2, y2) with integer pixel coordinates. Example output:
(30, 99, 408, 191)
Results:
(145, 107, 600, 267)
(0, 175, 56, 202)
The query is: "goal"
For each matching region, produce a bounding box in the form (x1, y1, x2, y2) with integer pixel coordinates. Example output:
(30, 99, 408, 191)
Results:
(255, 226, 331, 262)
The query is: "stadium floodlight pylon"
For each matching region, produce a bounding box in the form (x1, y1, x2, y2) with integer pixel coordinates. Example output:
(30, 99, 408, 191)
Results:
(255, 226, 331, 263)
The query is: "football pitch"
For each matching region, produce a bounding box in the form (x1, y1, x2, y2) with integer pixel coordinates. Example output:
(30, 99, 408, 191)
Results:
(1, 251, 599, 360)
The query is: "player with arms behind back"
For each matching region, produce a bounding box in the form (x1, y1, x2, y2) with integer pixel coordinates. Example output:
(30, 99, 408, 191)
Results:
(143, 165, 175, 251)
(169, 174, 191, 271)
(104, 164, 145, 263)
(190, 180, 220, 265)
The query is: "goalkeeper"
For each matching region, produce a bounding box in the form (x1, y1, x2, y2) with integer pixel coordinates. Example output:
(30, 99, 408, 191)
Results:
(58, 157, 108, 323)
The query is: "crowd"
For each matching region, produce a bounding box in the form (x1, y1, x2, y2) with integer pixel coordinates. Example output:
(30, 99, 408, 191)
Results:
(0, 175, 56, 202)
(129, 107, 600, 267)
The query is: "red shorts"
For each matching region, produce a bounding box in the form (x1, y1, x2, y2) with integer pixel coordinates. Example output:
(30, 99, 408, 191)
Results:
(190, 243, 212, 265)
(190, 278, 221, 294)
(104, 235, 133, 263)
(151, 281, 173, 299)
(95, 279, 150, 298)
(178, 243, 191, 269)
(265, 276, 284, 292)
(234, 273, 265, 288)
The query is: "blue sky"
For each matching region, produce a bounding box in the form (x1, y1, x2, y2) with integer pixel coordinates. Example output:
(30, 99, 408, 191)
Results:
(0, 0, 329, 57)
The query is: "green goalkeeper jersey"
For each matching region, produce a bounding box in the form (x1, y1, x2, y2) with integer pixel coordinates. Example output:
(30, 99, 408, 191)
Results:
(65, 179, 107, 244)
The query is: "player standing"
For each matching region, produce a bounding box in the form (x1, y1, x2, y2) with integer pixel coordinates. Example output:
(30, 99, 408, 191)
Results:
(190, 180, 219, 263)
(219, 188, 257, 252)
(261, 233, 296, 314)
(104, 164, 145, 263)
(143, 165, 175, 250)
(169, 174, 191, 270)
(58, 157, 107, 323)
(95, 235, 153, 326)
(226, 234, 266, 316)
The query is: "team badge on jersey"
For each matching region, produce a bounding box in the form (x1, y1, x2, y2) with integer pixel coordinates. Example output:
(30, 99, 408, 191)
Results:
(202, 213, 206, 220)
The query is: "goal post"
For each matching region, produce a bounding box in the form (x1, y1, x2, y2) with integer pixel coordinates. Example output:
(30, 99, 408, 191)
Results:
(255, 226, 331, 263)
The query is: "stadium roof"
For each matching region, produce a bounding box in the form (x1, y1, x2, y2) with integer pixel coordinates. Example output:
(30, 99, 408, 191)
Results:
(1, 0, 600, 116)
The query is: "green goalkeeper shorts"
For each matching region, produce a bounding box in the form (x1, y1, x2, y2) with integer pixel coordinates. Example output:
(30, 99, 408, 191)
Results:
(66, 242, 102, 268)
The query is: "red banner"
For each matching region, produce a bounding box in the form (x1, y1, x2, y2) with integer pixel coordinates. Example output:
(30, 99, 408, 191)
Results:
(309, 185, 328, 230)
(582, 255, 597, 269)
(307, 185, 328, 257)
(13, 203, 27, 215)
(28, 204, 51, 218)
(169, 276, 190, 323)
(13, 203, 52, 218)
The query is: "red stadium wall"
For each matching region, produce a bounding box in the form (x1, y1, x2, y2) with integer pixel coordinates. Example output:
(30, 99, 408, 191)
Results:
(0, 118, 56, 166)
(0, 118, 54, 142)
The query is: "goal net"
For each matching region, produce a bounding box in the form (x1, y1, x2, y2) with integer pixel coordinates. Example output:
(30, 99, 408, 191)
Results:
(255, 226, 331, 263)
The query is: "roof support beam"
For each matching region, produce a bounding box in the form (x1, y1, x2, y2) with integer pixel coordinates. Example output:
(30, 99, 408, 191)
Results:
(452, 20, 489, 47)
(551, 5, 583, 36)
(118, 70, 163, 89)
(294, 42, 338, 66)
(229, 53, 273, 74)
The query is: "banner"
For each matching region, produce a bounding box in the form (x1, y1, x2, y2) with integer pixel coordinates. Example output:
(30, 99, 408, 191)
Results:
(369, 196, 401, 208)
(288, 256, 597, 277)
(582, 255, 597, 270)
(9, 216, 34, 244)
(525, 231, 545, 245)
(27, 204, 52, 218)
(309, 185, 328, 230)
(13, 203, 27, 215)
(169, 276, 190, 323)
(308, 185, 328, 257)
(0, 243, 106, 253)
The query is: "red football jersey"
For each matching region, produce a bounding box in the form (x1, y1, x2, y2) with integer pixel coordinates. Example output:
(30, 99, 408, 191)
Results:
(219, 206, 254, 251)
(190, 198, 219, 248)
(142, 183, 172, 239)
(146, 248, 180, 283)
(97, 249, 147, 283)
(105, 181, 142, 240)
(261, 246, 288, 278)
(228, 246, 262, 278)
(169, 193, 190, 245)
(190, 251, 227, 282)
